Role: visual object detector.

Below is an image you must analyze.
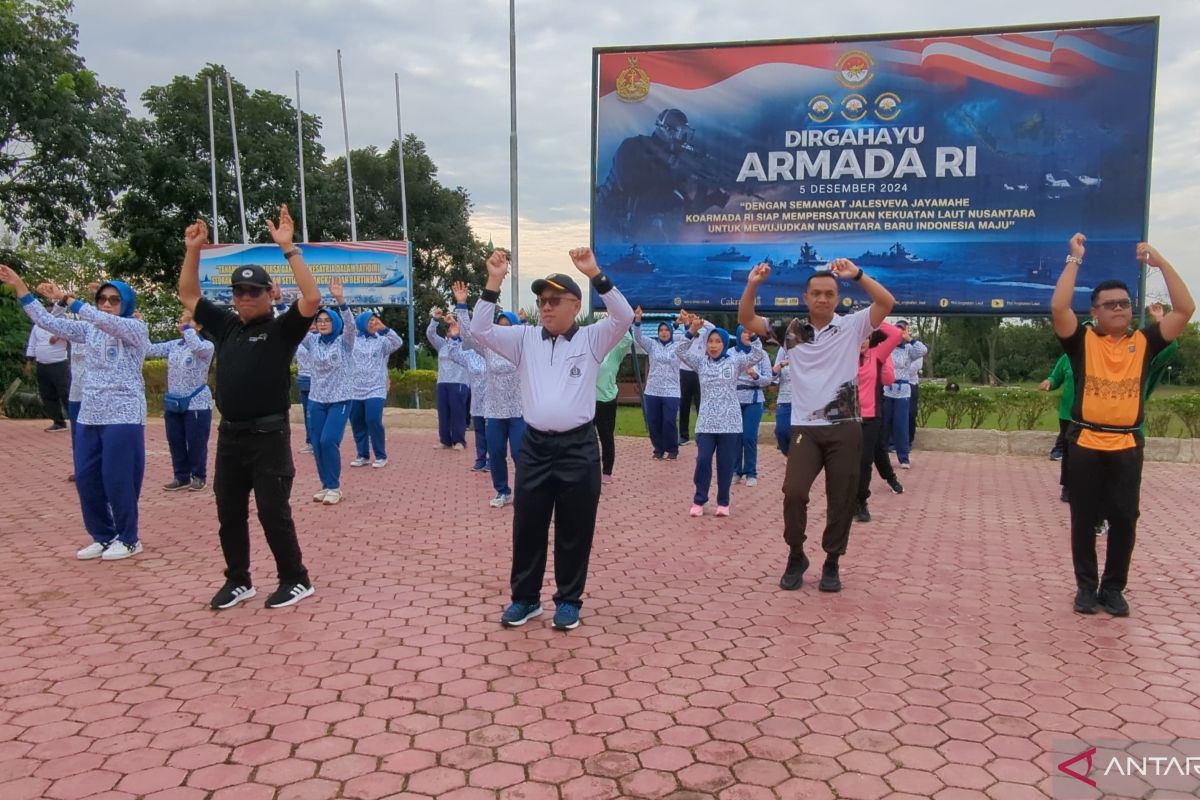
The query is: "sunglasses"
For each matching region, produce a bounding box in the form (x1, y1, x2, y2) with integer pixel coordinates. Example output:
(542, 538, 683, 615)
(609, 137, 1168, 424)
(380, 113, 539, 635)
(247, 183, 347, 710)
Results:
(1094, 299, 1131, 311)
(96, 294, 122, 307)
(538, 294, 571, 309)
(232, 285, 266, 299)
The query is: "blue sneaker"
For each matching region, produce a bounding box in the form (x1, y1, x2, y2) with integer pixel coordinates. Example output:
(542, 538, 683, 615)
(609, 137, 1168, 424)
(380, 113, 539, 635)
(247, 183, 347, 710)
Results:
(552, 603, 580, 631)
(500, 601, 542, 627)
(471, 461, 489, 472)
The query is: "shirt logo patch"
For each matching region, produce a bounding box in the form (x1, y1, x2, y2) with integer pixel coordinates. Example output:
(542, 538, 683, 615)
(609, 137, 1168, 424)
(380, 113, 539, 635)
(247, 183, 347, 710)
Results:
(249, 334, 268, 342)
(105, 345, 119, 362)
(1128, 345, 1137, 353)
(569, 366, 582, 378)
(184, 356, 194, 367)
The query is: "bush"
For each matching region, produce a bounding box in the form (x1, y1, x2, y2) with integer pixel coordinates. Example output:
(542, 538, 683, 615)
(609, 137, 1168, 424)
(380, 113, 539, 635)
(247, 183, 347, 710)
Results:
(387, 369, 437, 409)
(992, 387, 1053, 431)
(942, 387, 993, 429)
(1163, 394, 1200, 438)
(1145, 400, 1174, 438)
(915, 384, 942, 427)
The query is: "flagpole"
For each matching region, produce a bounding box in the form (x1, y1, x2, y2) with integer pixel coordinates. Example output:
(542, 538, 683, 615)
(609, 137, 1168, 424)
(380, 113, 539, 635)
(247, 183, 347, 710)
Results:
(508, 0, 519, 310)
(337, 49, 358, 242)
(294, 70, 309, 243)
(206, 77, 220, 244)
(224, 73, 248, 244)
(395, 72, 417, 374)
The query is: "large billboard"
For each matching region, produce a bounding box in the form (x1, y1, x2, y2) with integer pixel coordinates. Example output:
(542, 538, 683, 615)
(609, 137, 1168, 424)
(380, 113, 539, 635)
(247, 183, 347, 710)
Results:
(199, 241, 411, 305)
(591, 19, 1158, 314)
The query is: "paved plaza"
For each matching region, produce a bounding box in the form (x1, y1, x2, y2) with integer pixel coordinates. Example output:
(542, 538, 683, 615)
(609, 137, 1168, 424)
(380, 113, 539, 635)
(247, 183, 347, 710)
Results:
(1, 420, 1198, 800)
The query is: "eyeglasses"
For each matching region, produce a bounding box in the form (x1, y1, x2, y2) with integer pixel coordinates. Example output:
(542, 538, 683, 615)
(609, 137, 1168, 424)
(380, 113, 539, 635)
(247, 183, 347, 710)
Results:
(538, 295, 570, 309)
(1094, 299, 1131, 311)
(96, 294, 122, 307)
(232, 285, 266, 299)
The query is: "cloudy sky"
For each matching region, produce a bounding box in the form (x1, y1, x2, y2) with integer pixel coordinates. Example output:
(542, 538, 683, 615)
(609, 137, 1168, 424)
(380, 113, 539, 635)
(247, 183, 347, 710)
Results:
(72, 0, 1199, 307)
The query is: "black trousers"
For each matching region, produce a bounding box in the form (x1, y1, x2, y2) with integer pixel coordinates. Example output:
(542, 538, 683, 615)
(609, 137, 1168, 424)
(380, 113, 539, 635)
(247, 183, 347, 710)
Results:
(858, 416, 895, 504)
(214, 426, 309, 587)
(594, 399, 618, 476)
(511, 423, 601, 608)
(908, 383, 920, 445)
(36, 361, 71, 425)
(1066, 440, 1142, 594)
(1057, 418, 1070, 488)
(783, 423, 863, 558)
(678, 370, 701, 442)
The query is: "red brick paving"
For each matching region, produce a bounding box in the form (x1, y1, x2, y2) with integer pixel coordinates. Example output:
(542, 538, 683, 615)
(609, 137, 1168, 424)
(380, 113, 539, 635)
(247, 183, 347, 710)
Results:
(1, 418, 1199, 799)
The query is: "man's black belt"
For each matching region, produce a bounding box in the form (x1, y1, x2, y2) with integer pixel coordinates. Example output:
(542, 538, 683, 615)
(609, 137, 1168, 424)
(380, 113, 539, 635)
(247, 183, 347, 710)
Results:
(219, 413, 289, 433)
(1071, 419, 1140, 434)
(527, 420, 594, 437)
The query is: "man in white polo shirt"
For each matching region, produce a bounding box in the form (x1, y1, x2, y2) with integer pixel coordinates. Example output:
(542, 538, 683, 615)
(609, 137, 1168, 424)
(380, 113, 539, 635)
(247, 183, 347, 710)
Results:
(739, 259, 894, 592)
(471, 247, 635, 631)
(25, 301, 72, 432)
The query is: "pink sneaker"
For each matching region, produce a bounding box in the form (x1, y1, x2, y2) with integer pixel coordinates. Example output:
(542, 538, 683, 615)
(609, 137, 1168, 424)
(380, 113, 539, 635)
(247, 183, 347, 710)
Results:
(715, 506, 730, 517)
(689, 504, 703, 517)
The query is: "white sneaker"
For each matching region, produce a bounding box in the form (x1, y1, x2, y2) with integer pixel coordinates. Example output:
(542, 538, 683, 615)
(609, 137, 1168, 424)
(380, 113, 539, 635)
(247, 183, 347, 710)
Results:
(299, 443, 313, 454)
(489, 493, 511, 508)
(900, 462, 912, 470)
(322, 489, 343, 505)
(452, 443, 465, 451)
(734, 475, 746, 485)
(372, 459, 388, 468)
(312, 489, 328, 502)
(101, 541, 143, 560)
(77, 541, 110, 560)
(350, 457, 369, 467)
(745, 477, 758, 487)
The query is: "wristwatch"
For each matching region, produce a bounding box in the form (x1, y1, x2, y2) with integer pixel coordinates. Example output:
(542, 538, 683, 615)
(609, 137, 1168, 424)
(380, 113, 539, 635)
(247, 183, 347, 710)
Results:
(283, 247, 301, 259)
(852, 268, 866, 282)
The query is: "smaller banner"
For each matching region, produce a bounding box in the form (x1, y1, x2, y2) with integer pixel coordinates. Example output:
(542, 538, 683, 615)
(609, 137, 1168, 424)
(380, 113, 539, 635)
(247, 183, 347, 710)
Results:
(199, 241, 411, 305)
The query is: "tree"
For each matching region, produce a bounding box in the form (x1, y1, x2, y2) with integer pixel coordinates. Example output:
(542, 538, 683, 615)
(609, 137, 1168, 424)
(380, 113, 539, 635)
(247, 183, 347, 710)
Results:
(0, 0, 132, 244)
(308, 135, 490, 366)
(107, 65, 324, 283)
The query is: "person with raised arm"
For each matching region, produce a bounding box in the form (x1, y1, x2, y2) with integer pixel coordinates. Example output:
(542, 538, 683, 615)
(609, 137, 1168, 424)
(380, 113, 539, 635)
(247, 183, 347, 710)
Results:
(300, 280, 356, 504)
(348, 310, 403, 469)
(739, 259, 895, 593)
(146, 310, 215, 492)
(178, 208, 321, 610)
(1, 267, 150, 560)
(469, 248, 634, 631)
(632, 305, 683, 461)
(1051, 234, 1194, 617)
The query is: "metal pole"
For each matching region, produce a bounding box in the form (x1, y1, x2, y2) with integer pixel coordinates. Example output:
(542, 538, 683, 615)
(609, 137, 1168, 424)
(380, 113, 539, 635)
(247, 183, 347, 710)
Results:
(337, 49, 358, 242)
(295, 70, 309, 243)
(224, 73, 248, 244)
(206, 77, 220, 244)
(508, 0, 519, 310)
(396, 73, 417, 374)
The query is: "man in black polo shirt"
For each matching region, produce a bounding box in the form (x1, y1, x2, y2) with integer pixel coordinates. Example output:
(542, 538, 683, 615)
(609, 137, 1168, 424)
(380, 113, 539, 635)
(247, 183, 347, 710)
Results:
(178, 207, 321, 609)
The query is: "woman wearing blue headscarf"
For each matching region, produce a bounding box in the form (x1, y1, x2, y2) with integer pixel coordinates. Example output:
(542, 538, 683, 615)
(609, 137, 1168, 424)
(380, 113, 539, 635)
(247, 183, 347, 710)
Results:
(299, 280, 355, 504)
(632, 306, 683, 461)
(673, 316, 763, 517)
(1, 267, 150, 559)
(349, 310, 404, 468)
(146, 309, 215, 492)
(733, 325, 773, 487)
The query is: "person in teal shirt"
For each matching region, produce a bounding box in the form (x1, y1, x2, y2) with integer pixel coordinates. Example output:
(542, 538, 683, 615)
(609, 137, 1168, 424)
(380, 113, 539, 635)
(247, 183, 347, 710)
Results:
(595, 330, 633, 484)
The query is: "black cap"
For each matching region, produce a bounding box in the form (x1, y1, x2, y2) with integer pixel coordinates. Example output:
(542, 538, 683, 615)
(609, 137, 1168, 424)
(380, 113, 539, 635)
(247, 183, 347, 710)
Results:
(531, 273, 582, 300)
(230, 265, 272, 287)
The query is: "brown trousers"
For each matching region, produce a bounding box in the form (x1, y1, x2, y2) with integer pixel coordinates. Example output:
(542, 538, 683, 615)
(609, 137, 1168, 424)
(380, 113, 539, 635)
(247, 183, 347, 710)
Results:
(782, 422, 863, 558)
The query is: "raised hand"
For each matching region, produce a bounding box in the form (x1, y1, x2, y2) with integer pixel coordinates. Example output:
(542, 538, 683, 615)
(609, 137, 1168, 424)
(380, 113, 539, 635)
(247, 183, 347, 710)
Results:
(1068, 232, 1086, 262)
(266, 204, 295, 247)
(270, 282, 283, 302)
(1136, 242, 1162, 268)
(634, 305, 643, 323)
(1039, 379, 1051, 391)
(569, 247, 600, 278)
(431, 307, 444, 320)
(1148, 302, 1165, 323)
(517, 308, 528, 322)
(747, 262, 771, 285)
(0, 264, 28, 293)
(329, 278, 345, 304)
(184, 219, 209, 250)
(36, 282, 65, 302)
(452, 280, 469, 305)
(689, 316, 704, 335)
(485, 251, 509, 282)
(828, 258, 861, 280)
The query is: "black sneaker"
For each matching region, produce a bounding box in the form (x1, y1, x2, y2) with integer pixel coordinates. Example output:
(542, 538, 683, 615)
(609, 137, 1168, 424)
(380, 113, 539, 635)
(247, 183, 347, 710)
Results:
(211, 582, 256, 610)
(1060, 487, 1069, 503)
(1073, 588, 1099, 615)
(779, 552, 809, 591)
(45, 423, 69, 432)
(854, 503, 871, 523)
(652, 452, 665, 460)
(162, 479, 189, 491)
(189, 478, 207, 492)
(1098, 588, 1129, 617)
(887, 477, 904, 494)
(265, 582, 315, 608)
(818, 560, 842, 593)
(667, 452, 678, 461)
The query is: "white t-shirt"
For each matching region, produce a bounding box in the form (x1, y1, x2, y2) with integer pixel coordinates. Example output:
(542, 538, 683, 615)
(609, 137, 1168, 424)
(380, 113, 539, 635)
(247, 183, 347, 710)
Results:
(780, 308, 874, 426)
